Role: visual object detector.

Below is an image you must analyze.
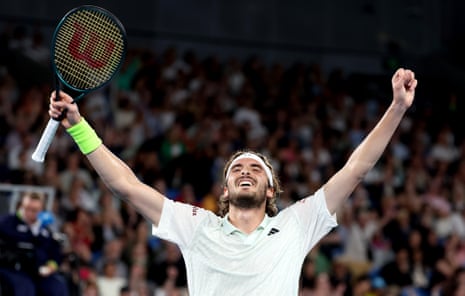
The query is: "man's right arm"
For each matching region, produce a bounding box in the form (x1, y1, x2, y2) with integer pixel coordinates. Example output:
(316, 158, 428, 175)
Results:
(49, 91, 165, 226)
(86, 145, 165, 226)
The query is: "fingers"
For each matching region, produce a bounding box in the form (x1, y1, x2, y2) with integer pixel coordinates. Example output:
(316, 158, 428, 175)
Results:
(48, 107, 60, 119)
(48, 91, 82, 128)
(393, 68, 413, 79)
(49, 100, 68, 116)
(50, 90, 73, 103)
(48, 91, 78, 118)
(408, 78, 418, 90)
(404, 69, 415, 83)
(392, 68, 417, 89)
(402, 70, 417, 90)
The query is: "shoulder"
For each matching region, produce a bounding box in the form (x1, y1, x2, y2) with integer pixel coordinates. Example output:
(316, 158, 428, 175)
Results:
(0, 213, 18, 225)
(280, 188, 327, 213)
(166, 198, 218, 218)
(158, 198, 220, 232)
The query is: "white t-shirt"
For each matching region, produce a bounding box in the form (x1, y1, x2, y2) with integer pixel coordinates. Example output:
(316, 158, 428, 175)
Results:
(152, 187, 337, 296)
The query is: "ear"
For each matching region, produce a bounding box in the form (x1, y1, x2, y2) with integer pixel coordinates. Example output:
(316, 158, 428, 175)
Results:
(223, 186, 229, 199)
(266, 187, 275, 199)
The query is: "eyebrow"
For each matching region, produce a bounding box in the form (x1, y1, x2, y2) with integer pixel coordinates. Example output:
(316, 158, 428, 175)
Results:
(230, 163, 263, 170)
(230, 163, 242, 170)
(226, 153, 274, 186)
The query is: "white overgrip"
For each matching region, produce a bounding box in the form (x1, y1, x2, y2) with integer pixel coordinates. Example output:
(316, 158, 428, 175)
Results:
(31, 119, 60, 162)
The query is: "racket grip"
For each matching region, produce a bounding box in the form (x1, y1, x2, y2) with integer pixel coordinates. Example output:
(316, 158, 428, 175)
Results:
(31, 118, 61, 162)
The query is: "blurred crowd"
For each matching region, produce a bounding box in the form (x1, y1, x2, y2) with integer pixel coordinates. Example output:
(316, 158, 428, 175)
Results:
(1, 24, 465, 295)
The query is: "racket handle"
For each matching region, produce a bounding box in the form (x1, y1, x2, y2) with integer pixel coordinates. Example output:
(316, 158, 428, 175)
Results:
(31, 118, 61, 162)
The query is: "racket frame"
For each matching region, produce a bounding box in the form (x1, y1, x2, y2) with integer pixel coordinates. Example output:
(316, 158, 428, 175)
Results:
(31, 5, 127, 162)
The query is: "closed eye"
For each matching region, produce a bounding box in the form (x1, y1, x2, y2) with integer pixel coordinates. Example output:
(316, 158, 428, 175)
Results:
(251, 164, 263, 173)
(230, 164, 242, 173)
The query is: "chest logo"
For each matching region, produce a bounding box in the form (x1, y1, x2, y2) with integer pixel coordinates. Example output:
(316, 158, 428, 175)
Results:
(267, 228, 280, 236)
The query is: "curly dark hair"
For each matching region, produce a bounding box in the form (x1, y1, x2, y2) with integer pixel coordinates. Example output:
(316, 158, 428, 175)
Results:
(218, 150, 282, 217)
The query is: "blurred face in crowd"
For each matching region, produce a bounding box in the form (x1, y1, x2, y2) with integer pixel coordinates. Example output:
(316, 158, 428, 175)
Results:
(20, 194, 43, 225)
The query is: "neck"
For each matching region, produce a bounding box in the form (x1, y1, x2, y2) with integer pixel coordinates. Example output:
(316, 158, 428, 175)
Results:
(228, 205, 266, 234)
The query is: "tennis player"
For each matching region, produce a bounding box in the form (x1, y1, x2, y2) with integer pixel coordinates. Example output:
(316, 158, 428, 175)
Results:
(48, 68, 417, 295)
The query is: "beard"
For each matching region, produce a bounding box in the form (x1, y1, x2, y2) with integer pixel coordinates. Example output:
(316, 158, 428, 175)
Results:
(228, 190, 267, 210)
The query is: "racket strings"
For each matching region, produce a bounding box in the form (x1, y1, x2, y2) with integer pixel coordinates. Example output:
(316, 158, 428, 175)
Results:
(54, 8, 125, 90)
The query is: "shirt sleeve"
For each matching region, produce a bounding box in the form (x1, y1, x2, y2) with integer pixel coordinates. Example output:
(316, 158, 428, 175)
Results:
(152, 198, 214, 248)
(288, 187, 338, 253)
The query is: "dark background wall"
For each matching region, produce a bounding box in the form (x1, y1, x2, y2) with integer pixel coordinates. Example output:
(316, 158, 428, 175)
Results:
(0, 0, 462, 75)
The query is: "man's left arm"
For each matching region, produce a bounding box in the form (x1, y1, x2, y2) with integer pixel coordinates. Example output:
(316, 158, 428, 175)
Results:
(323, 68, 417, 214)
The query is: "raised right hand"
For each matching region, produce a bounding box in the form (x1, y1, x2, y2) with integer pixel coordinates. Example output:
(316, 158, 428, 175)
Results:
(48, 91, 82, 128)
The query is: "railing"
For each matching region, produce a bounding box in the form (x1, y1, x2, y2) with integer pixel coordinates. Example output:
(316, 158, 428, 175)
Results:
(0, 184, 55, 214)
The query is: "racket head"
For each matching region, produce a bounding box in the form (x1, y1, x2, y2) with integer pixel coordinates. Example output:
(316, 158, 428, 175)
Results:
(51, 5, 127, 95)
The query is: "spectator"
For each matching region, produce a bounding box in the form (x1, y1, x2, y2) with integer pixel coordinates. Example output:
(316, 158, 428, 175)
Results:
(351, 274, 374, 296)
(93, 187, 124, 244)
(337, 207, 377, 277)
(127, 260, 153, 295)
(95, 238, 128, 279)
(300, 256, 316, 293)
(82, 280, 99, 296)
(62, 208, 95, 272)
(96, 260, 127, 296)
(149, 241, 187, 294)
(58, 151, 94, 196)
(2, 30, 465, 294)
(200, 182, 222, 214)
(441, 267, 465, 296)
(61, 176, 96, 214)
(23, 29, 49, 66)
(379, 247, 413, 289)
(0, 192, 68, 295)
(428, 125, 459, 166)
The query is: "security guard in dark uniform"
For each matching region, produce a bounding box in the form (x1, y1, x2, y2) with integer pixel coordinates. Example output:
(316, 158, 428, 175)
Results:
(0, 192, 69, 296)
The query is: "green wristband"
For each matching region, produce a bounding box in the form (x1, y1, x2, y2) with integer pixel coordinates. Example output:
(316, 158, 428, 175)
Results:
(66, 117, 102, 155)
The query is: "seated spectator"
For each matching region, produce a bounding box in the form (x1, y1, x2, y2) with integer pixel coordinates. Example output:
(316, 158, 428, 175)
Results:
(93, 187, 124, 245)
(337, 206, 377, 278)
(379, 247, 413, 288)
(149, 241, 187, 294)
(429, 234, 463, 292)
(441, 267, 465, 296)
(96, 260, 127, 296)
(58, 151, 94, 196)
(61, 208, 95, 279)
(300, 256, 316, 293)
(0, 192, 68, 296)
(351, 274, 374, 296)
(82, 279, 99, 296)
(311, 272, 345, 296)
(94, 238, 128, 279)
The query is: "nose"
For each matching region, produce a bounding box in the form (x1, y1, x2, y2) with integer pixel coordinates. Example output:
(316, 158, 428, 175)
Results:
(241, 168, 250, 176)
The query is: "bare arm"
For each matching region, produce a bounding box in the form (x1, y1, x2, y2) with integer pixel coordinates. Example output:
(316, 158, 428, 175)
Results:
(324, 68, 418, 214)
(49, 92, 165, 226)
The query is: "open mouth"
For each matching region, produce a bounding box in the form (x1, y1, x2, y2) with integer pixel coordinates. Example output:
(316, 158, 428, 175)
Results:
(239, 181, 252, 187)
(238, 179, 253, 187)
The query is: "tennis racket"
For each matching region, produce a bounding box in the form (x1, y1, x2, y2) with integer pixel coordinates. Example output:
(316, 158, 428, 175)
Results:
(31, 5, 127, 162)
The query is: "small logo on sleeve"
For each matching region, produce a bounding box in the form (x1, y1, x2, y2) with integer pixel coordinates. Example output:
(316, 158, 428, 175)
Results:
(267, 228, 280, 236)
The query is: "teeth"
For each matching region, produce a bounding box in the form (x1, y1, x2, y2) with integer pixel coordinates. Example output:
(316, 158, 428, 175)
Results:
(239, 181, 252, 186)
